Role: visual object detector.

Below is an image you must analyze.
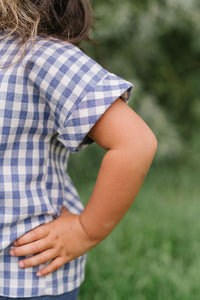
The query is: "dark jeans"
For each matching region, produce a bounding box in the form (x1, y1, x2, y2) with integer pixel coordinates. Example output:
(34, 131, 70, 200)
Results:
(0, 288, 79, 300)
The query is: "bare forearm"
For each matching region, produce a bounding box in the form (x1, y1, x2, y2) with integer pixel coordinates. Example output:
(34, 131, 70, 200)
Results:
(80, 141, 157, 242)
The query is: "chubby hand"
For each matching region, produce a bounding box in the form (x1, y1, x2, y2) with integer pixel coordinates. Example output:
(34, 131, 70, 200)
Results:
(9, 207, 97, 277)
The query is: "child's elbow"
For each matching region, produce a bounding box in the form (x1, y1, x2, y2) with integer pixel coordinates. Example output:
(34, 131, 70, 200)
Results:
(146, 129, 158, 157)
(128, 125, 158, 178)
(139, 127, 158, 167)
(128, 121, 158, 163)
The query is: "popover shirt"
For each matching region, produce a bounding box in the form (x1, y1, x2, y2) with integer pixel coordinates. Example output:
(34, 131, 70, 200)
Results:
(0, 34, 133, 297)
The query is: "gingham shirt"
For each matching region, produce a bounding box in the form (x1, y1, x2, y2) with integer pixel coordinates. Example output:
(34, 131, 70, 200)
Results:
(0, 34, 133, 297)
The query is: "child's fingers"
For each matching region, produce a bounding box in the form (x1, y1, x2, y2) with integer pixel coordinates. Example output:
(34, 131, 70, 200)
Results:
(10, 237, 51, 257)
(18, 248, 56, 269)
(36, 256, 67, 277)
(13, 224, 50, 246)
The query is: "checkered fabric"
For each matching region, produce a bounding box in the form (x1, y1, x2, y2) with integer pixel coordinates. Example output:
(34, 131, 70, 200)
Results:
(0, 34, 133, 297)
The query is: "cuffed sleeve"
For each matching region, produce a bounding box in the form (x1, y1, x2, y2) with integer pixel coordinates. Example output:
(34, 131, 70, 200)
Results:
(57, 72, 133, 152)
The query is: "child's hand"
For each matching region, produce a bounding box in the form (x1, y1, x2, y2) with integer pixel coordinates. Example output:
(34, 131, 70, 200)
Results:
(9, 208, 97, 277)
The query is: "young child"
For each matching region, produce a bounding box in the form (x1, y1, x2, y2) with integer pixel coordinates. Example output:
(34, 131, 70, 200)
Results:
(0, 0, 157, 299)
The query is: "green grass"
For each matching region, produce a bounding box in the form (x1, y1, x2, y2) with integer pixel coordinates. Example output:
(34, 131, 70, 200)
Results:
(68, 143, 200, 300)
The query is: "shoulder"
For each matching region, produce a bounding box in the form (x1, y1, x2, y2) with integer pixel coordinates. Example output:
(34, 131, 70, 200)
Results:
(24, 36, 108, 91)
(30, 37, 79, 58)
(26, 37, 101, 73)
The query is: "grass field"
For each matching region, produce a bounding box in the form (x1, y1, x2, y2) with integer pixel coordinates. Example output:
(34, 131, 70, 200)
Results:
(68, 139, 200, 300)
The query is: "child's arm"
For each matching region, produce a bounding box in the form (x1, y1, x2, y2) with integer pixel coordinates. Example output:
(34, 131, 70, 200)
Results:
(80, 98, 157, 241)
(10, 99, 157, 276)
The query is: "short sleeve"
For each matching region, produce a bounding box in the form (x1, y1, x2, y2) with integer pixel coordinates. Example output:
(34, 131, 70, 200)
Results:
(58, 72, 133, 152)
(26, 39, 133, 152)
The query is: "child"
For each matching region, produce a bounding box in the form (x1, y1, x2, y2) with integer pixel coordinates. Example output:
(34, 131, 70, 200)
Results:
(0, 0, 157, 299)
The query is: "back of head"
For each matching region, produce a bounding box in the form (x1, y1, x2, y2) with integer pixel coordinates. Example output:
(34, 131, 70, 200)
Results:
(0, 0, 93, 45)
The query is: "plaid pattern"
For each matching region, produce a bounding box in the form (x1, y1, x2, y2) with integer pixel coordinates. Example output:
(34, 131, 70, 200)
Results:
(0, 34, 133, 297)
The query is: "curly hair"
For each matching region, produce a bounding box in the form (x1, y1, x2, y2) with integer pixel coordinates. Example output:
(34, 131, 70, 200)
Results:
(0, 0, 93, 45)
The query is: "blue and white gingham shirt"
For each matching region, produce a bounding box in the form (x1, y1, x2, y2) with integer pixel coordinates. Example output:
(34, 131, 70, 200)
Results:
(0, 34, 133, 297)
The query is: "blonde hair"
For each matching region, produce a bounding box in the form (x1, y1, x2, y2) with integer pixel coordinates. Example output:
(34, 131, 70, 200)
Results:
(0, 0, 93, 44)
(0, 0, 40, 43)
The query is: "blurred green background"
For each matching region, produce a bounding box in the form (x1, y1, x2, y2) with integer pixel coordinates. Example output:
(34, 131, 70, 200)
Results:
(68, 0, 200, 299)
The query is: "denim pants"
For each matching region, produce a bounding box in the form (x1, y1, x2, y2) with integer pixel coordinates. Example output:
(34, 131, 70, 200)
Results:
(0, 288, 79, 300)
